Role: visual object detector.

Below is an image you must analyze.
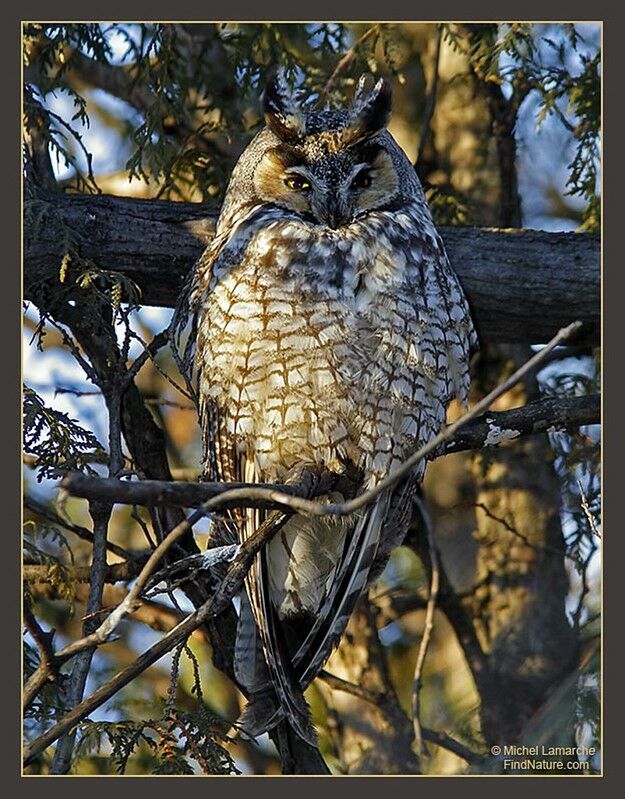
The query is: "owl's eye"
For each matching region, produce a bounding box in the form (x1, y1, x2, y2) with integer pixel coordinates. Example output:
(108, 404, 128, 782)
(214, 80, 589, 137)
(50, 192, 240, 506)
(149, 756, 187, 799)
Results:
(351, 170, 373, 190)
(284, 174, 311, 191)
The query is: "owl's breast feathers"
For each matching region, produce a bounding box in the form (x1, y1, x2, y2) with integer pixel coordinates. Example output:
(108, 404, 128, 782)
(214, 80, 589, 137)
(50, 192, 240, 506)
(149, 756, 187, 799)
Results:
(194, 203, 476, 487)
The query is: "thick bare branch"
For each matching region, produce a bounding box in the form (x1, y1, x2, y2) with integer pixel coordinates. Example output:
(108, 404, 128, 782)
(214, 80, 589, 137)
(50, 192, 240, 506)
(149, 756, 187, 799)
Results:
(24, 193, 600, 345)
(443, 393, 599, 454)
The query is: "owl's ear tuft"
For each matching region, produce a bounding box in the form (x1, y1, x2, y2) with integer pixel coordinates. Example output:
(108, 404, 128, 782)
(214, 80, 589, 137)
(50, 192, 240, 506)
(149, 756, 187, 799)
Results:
(344, 76, 392, 146)
(262, 71, 306, 143)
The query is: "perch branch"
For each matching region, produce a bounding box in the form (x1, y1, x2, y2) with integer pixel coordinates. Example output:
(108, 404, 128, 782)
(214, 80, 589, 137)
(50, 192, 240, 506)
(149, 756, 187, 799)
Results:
(60, 393, 599, 510)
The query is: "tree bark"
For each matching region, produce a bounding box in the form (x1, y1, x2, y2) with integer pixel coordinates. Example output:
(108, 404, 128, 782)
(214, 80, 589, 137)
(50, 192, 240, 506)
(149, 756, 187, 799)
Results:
(466, 352, 579, 745)
(24, 192, 599, 345)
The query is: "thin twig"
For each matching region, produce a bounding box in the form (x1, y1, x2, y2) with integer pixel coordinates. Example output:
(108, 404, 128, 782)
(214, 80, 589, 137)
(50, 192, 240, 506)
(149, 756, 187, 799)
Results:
(24, 494, 131, 560)
(320, 25, 381, 98)
(47, 319, 99, 385)
(420, 728, 485, 767)
(131, 505, 158, 550)
(53, 387, 101, 397)
(318, 670, 383, 704)
(577, 479, 601, 538)
(318, 670, 484, 766)
(411, 496, 439, 758)
(144, 398, 195, 410)
(23, 603, 57, 680)
(471, 501, 568, 557)
(571, 548, 595, 632)
(126, 326, 195, 401)
(121, 329, 170, 387)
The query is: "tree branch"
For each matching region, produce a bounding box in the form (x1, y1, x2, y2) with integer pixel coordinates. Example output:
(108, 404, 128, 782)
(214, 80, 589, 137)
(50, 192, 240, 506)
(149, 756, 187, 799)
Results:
(23, 603, 58, 682)
(50, 500, 112, 773)
(60, 393, 600, 510)
(24, 193, 600, 345)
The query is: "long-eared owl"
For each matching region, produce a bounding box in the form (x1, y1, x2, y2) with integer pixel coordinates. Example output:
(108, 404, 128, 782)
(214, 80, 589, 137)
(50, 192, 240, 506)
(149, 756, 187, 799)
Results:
(178, 73, 477, 746)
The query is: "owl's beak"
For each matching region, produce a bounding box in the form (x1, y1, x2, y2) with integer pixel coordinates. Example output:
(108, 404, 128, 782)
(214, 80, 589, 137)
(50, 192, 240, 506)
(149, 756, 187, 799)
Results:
(321, 196, 352, 229)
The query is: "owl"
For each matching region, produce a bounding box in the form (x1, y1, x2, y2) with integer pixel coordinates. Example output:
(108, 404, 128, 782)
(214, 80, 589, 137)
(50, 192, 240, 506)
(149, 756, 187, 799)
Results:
(178, 73, 477, 746)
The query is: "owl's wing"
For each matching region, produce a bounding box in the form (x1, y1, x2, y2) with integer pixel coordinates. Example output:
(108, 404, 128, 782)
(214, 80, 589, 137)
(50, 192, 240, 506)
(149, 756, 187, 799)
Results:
(170, 227, 237, 409)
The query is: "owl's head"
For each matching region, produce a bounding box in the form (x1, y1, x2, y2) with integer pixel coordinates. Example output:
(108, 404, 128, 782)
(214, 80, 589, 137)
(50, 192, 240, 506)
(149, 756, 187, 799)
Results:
(221, 73, 421, 231)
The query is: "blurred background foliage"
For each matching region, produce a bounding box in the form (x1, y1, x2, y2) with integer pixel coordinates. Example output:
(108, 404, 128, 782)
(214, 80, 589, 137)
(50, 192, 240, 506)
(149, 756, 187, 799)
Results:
(23, 22, 600, 775)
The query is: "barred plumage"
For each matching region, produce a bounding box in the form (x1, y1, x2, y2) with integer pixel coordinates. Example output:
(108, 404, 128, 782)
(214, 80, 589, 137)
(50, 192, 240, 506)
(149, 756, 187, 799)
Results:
(175, 73, 477, 745)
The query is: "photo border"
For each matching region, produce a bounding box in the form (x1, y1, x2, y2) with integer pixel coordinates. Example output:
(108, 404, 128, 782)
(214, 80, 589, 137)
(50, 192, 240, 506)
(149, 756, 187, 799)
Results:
(6, 2, 622, 795)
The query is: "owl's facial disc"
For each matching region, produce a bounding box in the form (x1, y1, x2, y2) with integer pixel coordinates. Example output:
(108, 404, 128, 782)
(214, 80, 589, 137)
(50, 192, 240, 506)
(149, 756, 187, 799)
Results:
(254, 143, 400, 229)
(309, 148, 400, 228)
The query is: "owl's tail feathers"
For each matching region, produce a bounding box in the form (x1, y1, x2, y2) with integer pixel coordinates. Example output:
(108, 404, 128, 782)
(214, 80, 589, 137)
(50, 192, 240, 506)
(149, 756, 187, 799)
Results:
(234, 690, 282, 739)
(234, 590, 269, 692)
(234, 689, 319, 748)
(233, 591, 318, 746)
